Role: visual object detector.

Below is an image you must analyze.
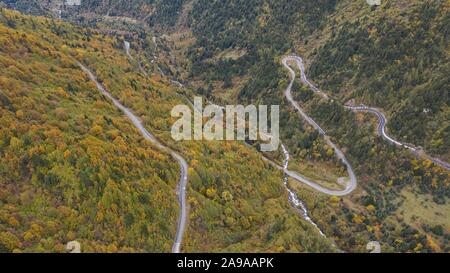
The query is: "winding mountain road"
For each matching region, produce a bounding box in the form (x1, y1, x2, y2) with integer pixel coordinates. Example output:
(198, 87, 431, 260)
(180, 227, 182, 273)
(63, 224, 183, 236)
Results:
(281, 56, 357, 196)
(285, 55, 450, 171)
(122, 42, 359, 253)
(78, 61, 189, 253)
(111, 40, 447, 252)
(346, 105, 450, 171)
(124, 41, 190, 252)
(346, 105, 415, 149)
(141, 48, 358, 196)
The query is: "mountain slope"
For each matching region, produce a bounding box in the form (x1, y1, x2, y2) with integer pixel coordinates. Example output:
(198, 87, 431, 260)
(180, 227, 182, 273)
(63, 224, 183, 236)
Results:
(0, 9, 335, 253)
(0, 9, 179, 252)
(168, 0, 450, 252)
(308, 0, 449, 157)
(2, 0, 449, 253)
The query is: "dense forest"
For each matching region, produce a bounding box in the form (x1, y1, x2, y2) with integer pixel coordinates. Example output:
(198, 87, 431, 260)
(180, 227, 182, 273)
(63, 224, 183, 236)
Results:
(187, 0, 337, 90)
(0, 0, 449, 253)
(309, 1, 449, 156)
(1, 0, 187, 28)
(186, 0, 448, 160)
(80, 0, 186, 27)
(0, 9, 333, 253)
(0, 9, 180, 252)
(183, 0, 450, 252)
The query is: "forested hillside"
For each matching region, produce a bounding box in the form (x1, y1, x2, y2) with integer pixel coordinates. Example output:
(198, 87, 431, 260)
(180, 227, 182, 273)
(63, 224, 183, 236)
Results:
(1, 0, 449, 253)
(0, 9, 180, 252)
(184, 0, 448, 159)
(1, 0, 186, 28)
(187, 0, 337, 94)
(79, 0, 186, 27)
(309, 1, 449, 157)
(0, 0, 51, 16)
(180, 0, 450, 252)
(0, 9, 334, 253)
